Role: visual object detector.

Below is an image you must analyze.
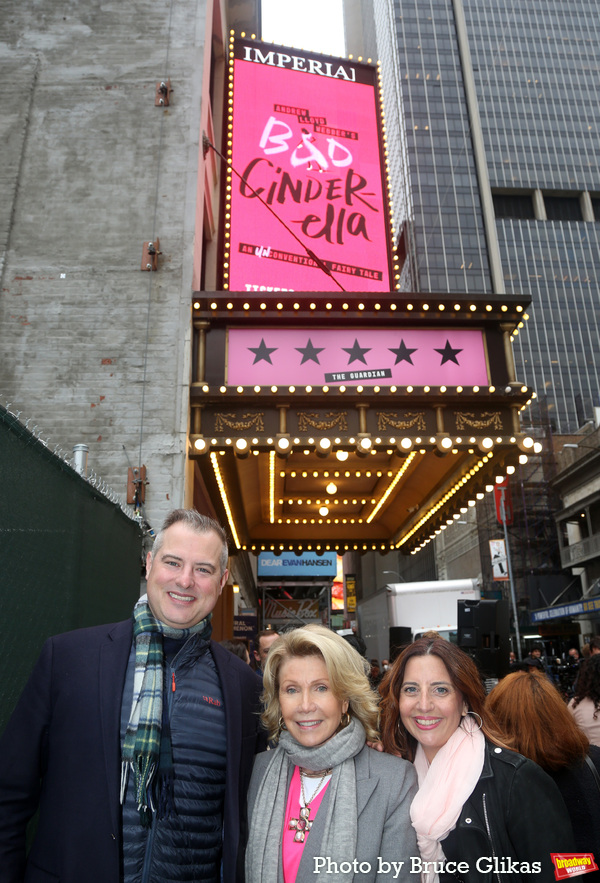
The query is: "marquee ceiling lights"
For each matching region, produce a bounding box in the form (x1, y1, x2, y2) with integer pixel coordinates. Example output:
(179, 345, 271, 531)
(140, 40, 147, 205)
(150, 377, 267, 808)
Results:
(192, 383, 537, 406)
(193, 297, 529, 321)
(194, 433, 528, 555)
(210, 452, 241, 548)
(192, 434, 534, 455)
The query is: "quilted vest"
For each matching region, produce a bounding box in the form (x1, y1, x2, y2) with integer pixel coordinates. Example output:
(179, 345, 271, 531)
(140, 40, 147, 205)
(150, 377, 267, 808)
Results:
(120, 635, 227, 883)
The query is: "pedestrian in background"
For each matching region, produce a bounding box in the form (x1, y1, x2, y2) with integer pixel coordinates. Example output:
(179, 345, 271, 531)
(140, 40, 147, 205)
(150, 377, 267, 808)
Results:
(369, 658, 383, 690)
(568, 654, 600, 747)
(486, 668, 600, 881)
(220, 638, 252, 664)
(522, 642, 547, 673)
(253, 627, 280, 676)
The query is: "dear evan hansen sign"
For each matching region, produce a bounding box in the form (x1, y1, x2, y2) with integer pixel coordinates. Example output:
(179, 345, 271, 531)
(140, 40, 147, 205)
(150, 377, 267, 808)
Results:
(258, 552, 338, 578)
(225, 39, 393, 293)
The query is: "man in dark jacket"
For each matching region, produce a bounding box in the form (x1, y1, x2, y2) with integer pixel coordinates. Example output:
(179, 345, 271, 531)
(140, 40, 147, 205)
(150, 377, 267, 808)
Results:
(0, 509, 267, 883)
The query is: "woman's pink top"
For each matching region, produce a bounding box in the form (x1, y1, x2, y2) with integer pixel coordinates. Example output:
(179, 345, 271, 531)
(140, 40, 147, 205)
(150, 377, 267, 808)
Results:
(282, 765, 331, 883)
(569, 696, 600, 746)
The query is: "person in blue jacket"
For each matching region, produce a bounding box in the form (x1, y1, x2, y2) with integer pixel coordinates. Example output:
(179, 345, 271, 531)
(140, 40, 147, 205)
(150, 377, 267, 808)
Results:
(0, 508, 267, 883)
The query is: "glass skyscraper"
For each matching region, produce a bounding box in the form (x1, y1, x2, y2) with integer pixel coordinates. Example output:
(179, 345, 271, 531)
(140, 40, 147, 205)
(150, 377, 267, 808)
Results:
(369, 0, 600, 432)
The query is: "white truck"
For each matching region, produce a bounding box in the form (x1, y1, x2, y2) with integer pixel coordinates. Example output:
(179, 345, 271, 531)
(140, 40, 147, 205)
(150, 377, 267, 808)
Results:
(358, 578, 481, 661)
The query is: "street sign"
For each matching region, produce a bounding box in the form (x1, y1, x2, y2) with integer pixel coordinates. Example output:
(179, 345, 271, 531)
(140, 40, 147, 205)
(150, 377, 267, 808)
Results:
(494, 478, 513, 526)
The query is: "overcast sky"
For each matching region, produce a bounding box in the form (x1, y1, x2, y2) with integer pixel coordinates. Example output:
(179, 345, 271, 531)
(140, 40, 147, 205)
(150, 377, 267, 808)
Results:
(261, 0, 346, 57)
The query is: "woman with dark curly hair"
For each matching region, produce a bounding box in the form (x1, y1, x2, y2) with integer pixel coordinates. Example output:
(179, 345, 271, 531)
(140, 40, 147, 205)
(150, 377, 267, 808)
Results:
(569, 654, 600, 746)
(379, 634, 575, 883)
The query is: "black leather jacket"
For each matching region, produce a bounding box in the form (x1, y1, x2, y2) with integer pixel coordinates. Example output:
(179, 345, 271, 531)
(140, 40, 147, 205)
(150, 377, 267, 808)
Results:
(440, 742, 576, 883)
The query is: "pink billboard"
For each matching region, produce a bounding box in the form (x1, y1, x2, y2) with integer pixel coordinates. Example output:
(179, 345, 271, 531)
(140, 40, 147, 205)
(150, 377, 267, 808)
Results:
(227, 328, 490, 387)
(225, 39, 392, 293)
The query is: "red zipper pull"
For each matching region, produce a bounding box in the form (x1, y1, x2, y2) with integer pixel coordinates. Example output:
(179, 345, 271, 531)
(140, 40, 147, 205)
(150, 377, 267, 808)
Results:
(172, 672, 176, 693)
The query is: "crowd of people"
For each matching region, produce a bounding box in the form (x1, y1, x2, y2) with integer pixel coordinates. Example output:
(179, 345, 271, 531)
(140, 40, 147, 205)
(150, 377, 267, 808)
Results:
(0, 507, 599, 882)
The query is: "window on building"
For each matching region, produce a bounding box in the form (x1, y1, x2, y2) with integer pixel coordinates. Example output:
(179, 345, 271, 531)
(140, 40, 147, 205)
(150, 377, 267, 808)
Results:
(544, 196, 583, 221)
(492, 192, 535, 220)
(589, 500, 600, 536)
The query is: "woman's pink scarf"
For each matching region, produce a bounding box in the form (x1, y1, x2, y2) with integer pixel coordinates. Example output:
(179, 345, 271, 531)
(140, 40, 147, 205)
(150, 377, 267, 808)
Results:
(410, 716, 485, 883)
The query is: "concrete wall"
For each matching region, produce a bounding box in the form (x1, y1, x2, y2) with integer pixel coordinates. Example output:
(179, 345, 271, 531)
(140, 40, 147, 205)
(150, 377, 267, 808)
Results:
(0, 0, 216, 533)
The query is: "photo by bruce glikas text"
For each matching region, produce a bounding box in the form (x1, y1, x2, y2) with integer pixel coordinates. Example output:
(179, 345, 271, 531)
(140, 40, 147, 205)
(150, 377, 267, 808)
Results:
(312, 856, 543, 877)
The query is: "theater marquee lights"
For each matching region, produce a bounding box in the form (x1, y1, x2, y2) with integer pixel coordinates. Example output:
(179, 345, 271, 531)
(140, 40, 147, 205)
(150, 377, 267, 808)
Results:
(189, 291, 534, 554)
(224, 35, 394, 293)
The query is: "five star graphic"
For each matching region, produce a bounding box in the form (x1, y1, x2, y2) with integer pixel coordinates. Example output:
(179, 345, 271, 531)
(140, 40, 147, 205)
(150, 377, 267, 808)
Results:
(295, 338, 325, 365)
(389, 340, 418, 365)
(434, 339, 463, 365)
(342, 338, 372, 365)
(246, 337, 464, 369)
(248, 338, 278, 365)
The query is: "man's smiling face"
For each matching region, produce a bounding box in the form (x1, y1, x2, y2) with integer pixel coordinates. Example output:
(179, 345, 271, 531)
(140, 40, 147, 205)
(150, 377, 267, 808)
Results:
(145, 523, 228, 628)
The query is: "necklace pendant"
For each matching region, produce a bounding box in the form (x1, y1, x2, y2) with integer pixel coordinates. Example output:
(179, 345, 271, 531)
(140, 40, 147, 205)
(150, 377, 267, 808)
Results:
(289, 807, 313, 842)
(289, 766, 328, 843)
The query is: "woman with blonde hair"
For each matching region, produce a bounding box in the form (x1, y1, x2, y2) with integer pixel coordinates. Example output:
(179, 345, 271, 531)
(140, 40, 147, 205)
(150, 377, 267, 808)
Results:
(379, 634, 574, 882)
(246, 624, 418, 883)
(486, 668, 600, 880)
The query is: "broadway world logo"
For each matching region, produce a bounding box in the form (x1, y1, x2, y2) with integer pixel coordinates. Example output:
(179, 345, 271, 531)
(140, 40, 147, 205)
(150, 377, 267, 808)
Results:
(551, 854, 599, 879)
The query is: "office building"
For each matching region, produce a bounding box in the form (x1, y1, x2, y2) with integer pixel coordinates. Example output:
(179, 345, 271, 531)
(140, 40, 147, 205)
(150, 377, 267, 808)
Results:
(346, 0, 600, 637)
(362, 0, 600, 433)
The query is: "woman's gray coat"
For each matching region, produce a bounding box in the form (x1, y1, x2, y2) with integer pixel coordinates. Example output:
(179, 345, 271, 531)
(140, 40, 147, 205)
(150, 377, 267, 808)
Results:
(247, 744, 419, 882)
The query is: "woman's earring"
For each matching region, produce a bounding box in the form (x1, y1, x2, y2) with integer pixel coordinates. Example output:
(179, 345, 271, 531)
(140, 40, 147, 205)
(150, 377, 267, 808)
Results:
(461, 710, 483, 730)
(277, 716, 287, 734)
(340, 711, 351, 728)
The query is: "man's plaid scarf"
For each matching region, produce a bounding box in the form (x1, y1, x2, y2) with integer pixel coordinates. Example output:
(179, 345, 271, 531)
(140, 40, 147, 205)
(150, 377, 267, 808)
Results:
(120, 594, 212, 825)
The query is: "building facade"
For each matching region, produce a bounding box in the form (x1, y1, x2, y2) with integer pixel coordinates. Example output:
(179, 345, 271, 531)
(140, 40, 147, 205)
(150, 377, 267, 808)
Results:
(364, 0, 600, 434)
(0, 0, 233, 535)
(554, 424, 600, 602)
(345, 0, 600, 638)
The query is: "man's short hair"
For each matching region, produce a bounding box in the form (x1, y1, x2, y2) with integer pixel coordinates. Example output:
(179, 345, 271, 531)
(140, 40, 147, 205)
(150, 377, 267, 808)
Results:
(590, 636, 600, 653)
(256, 628, 279, 650)
(151, 509, 229, 576)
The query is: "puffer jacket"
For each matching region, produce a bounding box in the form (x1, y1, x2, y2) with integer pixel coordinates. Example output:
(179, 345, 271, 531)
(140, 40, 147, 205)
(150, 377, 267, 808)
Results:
(440, 742, 576, 883)
(121, 635, 227, 883)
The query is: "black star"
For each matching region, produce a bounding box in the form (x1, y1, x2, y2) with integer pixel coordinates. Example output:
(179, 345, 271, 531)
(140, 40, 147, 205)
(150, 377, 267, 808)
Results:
(295, 338, 325, 365)
(389, 340, 418, 365)
(434, 339, 463, 365)
(342, 338, 371, 365)
(248, 338, 278, 365)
